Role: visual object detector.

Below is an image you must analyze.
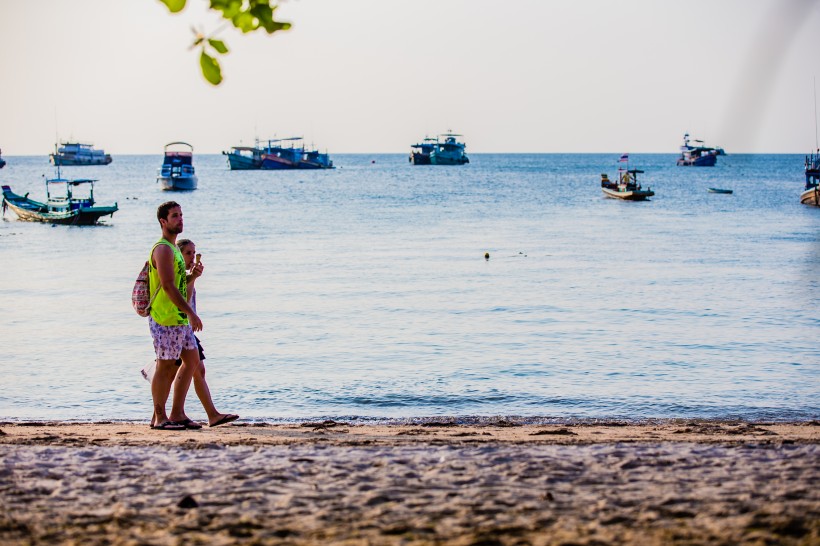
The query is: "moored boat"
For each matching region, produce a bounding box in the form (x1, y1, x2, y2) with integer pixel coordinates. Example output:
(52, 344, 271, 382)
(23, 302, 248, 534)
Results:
(801, 150, 820, 206)
(299, 148, 334, 169)
(50, 142, 112, 166)
(1, 170, 118, 225)
(223, 146, 265, 170)
(224, 138, 334, 170)
(409, 138, 436, 164)
(157, 142, 198, 191)
(410, 133, 469, 165)
(260, 138, 303, 170)
(601, 155, 654, 201)
(676, 133, 718, 166)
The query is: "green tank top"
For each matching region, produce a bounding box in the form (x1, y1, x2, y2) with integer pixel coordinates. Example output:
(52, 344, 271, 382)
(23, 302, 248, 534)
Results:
(148, 239, 189, 326)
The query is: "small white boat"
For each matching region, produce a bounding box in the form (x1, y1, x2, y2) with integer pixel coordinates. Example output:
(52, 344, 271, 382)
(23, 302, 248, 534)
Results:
(157, 142, 198, 191)
(601, 169, 654, 201)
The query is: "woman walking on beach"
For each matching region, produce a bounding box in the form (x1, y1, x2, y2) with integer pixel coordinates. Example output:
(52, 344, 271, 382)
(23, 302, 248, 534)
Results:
(176, 238, 239, 428)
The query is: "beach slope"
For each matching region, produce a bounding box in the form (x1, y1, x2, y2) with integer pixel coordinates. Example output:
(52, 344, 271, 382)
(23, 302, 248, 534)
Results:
(0, 421, 817, 545)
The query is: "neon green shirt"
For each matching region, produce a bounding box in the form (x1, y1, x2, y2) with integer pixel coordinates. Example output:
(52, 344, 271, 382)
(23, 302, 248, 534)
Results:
(148, 239, 189, 326)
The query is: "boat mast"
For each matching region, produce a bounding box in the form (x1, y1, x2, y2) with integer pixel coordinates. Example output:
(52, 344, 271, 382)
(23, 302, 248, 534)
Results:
(814, 76, 818, 152)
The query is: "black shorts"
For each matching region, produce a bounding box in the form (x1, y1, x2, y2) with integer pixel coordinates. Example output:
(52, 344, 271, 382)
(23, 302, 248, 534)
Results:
(175, 335, 205, 366)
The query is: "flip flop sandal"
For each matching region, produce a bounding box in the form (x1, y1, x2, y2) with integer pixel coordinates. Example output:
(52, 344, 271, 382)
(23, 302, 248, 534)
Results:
(154, 420, 185, 431)
(177, 418, 203, 430)
(210, 414, 240, 427)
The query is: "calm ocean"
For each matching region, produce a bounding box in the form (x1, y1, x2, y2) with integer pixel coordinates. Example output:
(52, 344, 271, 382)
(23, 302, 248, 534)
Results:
(0, 153, 817, 423)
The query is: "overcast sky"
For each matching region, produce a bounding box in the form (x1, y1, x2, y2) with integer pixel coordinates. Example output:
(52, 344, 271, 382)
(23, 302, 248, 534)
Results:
(1, 0, 819, 154)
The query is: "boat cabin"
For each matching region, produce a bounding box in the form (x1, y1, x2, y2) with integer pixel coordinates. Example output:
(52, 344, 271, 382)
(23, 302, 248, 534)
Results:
(45, 178, 96, 212)
(805, 152, 820, 191)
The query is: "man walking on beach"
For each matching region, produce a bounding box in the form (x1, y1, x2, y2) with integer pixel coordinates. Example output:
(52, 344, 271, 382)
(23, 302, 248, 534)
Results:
(147, 201, 203, 430)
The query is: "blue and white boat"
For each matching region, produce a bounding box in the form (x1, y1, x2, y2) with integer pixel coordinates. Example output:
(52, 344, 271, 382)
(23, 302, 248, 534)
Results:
(676, 133, 718, 167)
(223, 145, 265, 170)
(410, 133, 469, 165)
(259, 138, 304, 170)
(225, 138, 334, 170)
(299, 148, 334, 169)
(50, 142, 112, 166)
(157, 142, 198, 191)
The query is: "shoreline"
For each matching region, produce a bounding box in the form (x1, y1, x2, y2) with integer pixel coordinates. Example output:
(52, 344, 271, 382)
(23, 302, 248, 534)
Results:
(1, 422, 818, 545)
(0, 420, 818, 447)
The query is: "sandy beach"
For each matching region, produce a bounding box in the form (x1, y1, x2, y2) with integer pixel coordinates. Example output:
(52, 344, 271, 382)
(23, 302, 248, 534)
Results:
(0, 420, 817, 545)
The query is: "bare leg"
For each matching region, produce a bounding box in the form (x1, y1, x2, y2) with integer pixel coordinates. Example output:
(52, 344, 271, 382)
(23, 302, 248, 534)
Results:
(168, 347, 198, 422)
(191, 362, 238, 426)
(193, 362, 219, 421)
(151, 359, 178, 425)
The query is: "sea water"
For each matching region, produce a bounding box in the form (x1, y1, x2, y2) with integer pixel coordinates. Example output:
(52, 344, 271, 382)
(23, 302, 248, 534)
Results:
(0, 153, 817, 422)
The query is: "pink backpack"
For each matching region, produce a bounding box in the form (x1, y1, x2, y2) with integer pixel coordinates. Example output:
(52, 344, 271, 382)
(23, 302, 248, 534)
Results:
(132, 261, 160, 317)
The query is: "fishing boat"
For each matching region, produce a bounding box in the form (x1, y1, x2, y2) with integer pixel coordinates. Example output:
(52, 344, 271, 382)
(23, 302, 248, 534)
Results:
(0, 148, 5, 169)
(707, 187, 733, 194)
(801, 150, 820, 206)
(676, 133, 718, 166)
(601, 156, 654, 201)
(409, 137, 436, 165)
(410, 133, 470, 165)
(223, 146, 265, 170)
(299, 148, 334, 169)
(225, 137, 335, 170)
(259, 138, 304, 170)
(1, 169, 118, 225)
(157, 142, 198, 191)
(50, 142, 112, 166)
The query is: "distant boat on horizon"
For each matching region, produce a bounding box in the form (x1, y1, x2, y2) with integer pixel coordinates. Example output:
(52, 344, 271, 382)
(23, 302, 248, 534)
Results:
(0, 148, 5, 169)
(410, 133, 469, 165)
(801, 150, 820, 206)
(676, 133, 718, 167)
(50, 142, 112, 166)
(223, 137, 334, 170)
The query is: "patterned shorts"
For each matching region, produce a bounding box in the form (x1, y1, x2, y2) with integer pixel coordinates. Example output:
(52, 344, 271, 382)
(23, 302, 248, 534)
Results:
(149, 317, 198, 360)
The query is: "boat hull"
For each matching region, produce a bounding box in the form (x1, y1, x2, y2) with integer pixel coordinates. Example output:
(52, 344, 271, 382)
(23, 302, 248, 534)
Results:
(429, 154, 469, 165)
(410, 152, 431, 165)
(158, 175, 198, 191)
(602, 187, 654, 201)
(677, 154, 717, 167)
(50, 155, 113, 166)
(260, 155, 300, 170)
(800, 186, 820, 206)
(707, 188, 733, 194)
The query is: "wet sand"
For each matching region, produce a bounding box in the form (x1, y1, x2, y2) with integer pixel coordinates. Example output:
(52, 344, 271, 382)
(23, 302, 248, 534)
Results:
(0, 420, 817, 545)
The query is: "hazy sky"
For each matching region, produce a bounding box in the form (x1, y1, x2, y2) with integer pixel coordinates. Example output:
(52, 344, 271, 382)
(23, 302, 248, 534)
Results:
(1, 0, 819, 154)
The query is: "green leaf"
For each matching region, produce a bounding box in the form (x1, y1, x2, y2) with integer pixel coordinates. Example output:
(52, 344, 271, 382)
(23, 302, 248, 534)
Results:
(200, 51, 222, 85)
(232, 11, 257, 33)
(208, 39, 229, 54)
(209, 0, 241, 19)
(160, 0, 187, 14)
